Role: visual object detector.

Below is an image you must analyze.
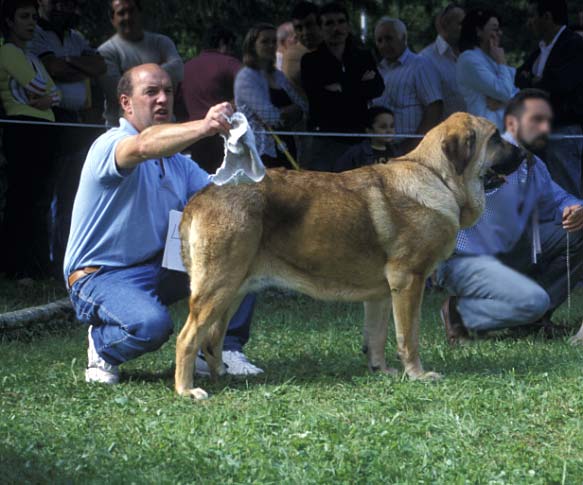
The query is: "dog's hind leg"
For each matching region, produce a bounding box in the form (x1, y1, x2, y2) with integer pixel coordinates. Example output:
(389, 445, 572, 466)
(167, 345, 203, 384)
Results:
(175, 288, 238, 399)
(386, 267, 442, 381)
(202, 293, 246, 380)
(363, 298, 396, 376)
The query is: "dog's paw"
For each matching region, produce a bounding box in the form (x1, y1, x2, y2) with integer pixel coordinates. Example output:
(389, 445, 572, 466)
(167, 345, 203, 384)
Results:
(416, 371, 443, 381)
(177, 387, 209, 400)
(406, 369, 443, 381)
(369, 364, 399, 377)
(569, 334, 583, 346)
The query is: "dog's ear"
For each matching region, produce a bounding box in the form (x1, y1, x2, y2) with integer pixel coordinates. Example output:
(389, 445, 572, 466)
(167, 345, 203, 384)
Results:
(441, 129, 477, 175)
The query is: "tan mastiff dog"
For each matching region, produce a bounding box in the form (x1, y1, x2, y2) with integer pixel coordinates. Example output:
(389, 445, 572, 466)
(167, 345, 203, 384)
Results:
(175, 113, 525, 399)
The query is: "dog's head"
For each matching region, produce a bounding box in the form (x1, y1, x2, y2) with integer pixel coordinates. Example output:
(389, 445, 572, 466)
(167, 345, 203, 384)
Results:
(437, 113, 526, 227)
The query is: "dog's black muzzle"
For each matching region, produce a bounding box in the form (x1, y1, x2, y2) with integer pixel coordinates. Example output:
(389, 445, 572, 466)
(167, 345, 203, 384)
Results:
(484, 133, 528, 190)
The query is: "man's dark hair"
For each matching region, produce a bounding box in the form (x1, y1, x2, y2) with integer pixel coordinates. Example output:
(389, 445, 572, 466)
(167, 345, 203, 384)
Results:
(365, 106, 394, 129)
(459, 8, 501, 52)
(504, 88, 551, 120)
(117, 68, 134, 100)
(318, 2, 349, 25)
(110, 0, 142, 18)
(291, 1, 319, 21)
(0, 0, 38, 37)
(202, 25, 236, 50)
(536, 0, 568, 26)
(440, 2, 464, 17)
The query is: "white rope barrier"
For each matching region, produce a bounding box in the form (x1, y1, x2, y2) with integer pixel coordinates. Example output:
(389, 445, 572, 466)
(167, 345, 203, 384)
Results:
(0, 117, 581, 140)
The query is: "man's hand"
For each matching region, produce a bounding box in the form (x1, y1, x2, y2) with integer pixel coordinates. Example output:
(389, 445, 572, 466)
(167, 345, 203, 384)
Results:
(203, 102, 234, 136)
(28, 94, 53, 111)
(361, 70, 376, 82)
(324, 83, 342, 93)
(486, 96, 505, 111)
(562, 205, 583, 232)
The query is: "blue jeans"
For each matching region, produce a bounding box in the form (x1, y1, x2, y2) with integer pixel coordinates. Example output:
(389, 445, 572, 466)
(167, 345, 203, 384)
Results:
(437, 221, 583, 331)
(68, 256, 255, 365)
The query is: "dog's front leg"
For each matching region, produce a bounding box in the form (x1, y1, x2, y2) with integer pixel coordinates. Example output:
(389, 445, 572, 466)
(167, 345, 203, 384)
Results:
(363, 298, 396, 376)
(387, 268, 442, 381)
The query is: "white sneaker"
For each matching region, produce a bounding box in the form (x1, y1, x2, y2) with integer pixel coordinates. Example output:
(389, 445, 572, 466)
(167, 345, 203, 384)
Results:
(85, 325, 119, 384)
(195, 351, 263, 377)
(222, 351, 264, 376)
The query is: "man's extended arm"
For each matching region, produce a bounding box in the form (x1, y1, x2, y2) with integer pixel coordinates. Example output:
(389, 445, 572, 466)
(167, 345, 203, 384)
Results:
(115, 102, 233, 169)
(65, 54, 107, 78)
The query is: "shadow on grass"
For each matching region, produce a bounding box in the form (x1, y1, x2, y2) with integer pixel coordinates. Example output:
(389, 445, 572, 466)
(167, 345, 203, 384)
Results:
(119, 335, 583, 398)
(0, 445, 76, 484)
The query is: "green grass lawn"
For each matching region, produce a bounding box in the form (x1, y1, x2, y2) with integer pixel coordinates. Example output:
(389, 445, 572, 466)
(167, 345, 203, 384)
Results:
(2, 281, 583, 484)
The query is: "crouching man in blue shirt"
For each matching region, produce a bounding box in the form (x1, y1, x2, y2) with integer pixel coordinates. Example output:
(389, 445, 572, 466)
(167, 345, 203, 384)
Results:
(438, 89, 583, 343)
(64, 63, 262, 384)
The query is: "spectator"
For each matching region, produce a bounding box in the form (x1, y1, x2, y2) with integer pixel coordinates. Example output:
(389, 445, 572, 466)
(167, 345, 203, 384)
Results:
(283, 1, 324, 167)
(276, 22, 296, 71)
(65, 64, 262, 385)
(30, 0, 106, 276)
(516, 0, 583, 198)
(301, 2, 384, 171)
(99, 0, 184, 127)
(180, 26, 241, 172)
(284, 1, 323, 95)
(235, 23, 307, 168)
(31, 0, 105, 121)
(420, 3, 466, 117)
(573, 24, 583, 38)
(0, 0, 61, 278)
(456, 8, 517, 130)
(373, 17, 443, 153)
(334, 106, 397, 172)
(438, 89, 583, 344)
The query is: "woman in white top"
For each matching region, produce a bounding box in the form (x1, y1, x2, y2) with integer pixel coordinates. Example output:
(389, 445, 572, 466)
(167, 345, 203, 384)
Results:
(456, 9, 517, 129)
(234, 23, 307, 167)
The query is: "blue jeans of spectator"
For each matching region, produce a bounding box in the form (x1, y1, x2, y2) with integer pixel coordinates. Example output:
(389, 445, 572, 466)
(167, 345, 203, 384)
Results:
(68, 256, 255, 366)
(436, 221, 583, 332)
(544, 124, 583, 198)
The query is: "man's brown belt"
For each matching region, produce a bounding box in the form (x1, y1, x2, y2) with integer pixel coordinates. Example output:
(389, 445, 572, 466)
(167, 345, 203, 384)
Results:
(68, 267, 101, 289)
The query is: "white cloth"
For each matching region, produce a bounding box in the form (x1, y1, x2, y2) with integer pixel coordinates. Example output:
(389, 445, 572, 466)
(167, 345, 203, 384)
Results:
(420, 36, 466, 116)
(210, 112, 266, 186)
(532, 25, 567, 78)
(456, 48, 517, 130)
(373, 48, 443, 134)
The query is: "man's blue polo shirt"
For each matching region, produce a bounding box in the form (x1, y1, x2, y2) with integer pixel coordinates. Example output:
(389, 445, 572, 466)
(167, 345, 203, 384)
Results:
(63, 118, 210, 279)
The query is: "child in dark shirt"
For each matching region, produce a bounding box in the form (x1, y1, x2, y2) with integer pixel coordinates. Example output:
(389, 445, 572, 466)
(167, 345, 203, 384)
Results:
(334, 106, 397, 172)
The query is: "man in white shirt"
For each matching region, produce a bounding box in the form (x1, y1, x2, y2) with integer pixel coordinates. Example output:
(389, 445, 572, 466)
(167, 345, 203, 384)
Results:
(98, 0, 184, 126)
(30, 0, 107, 276)
(373, 17, 443, 153)
(420, 3, 466, 117)
(31, 0, 106, 118)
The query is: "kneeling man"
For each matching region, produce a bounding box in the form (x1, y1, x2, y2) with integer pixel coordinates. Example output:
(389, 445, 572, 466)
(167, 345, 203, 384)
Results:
(438, 89, 583, 342)
(64, 64, 262, 384)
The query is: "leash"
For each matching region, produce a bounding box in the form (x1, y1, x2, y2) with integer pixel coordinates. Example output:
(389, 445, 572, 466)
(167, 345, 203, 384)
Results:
(567, 230, 571, 322)
(243, 109, 301, 171)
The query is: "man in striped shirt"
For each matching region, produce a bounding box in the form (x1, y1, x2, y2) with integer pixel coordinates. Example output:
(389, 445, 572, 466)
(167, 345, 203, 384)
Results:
(373, 17, 443, 153)
(420, 3, 466, 117)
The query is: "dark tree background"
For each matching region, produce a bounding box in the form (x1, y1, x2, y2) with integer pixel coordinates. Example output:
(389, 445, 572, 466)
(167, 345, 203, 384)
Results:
(77, 0, 583, 65)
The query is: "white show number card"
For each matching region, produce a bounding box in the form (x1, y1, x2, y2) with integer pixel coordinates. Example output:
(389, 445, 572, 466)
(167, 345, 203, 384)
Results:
(162, 210, 187, 273)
